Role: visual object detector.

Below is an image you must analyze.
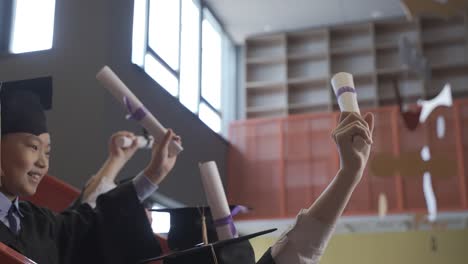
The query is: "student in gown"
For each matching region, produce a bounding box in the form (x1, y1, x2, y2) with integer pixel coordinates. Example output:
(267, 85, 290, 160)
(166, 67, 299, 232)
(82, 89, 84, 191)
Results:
(0, 77, 181, 264)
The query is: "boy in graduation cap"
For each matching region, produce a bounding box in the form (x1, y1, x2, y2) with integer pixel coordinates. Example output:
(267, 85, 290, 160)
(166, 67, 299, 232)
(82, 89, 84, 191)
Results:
(144, 111, 375, 264)
(0, 77, 182, 264)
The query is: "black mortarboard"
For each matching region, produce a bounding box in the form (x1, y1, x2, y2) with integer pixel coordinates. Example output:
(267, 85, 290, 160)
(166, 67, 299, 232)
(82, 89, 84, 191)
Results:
(152, 206, 249, 251)
(148, 206, 260, 264)
(1, 77, 53, 136)
(139, 228, 277, 264)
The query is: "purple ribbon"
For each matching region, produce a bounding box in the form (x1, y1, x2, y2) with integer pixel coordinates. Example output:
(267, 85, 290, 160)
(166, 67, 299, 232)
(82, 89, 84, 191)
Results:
(123, 96, 147, 121)
(213, 205, 249, 236)
(336, 86, 356, 98)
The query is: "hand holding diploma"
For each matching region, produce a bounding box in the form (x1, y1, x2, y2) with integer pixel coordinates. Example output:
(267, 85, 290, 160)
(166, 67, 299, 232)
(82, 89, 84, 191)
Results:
(331, 72, 368, 151)
(331, 72, 374, 175)
(96, 66, 183, 156)
(116, 135, 154, 149)
(144, 129, 182, 185)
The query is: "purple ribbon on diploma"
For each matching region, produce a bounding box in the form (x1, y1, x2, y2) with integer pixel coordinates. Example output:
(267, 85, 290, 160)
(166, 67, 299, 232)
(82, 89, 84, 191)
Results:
(123, 96, 147, 121)
(336, 86, 356, 98)
(213, 205, 249, 236)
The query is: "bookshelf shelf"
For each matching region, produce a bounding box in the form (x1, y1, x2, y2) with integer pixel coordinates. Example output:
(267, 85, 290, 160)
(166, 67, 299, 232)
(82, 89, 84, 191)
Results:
(244, 15, 468, 119)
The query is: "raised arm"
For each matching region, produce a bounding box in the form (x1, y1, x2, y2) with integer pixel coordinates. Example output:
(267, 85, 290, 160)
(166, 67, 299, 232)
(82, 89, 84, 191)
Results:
(307, 112, 374, 224)
(259, 112, 374, 264)
(142, 129, 181, 186)
(81, 131, 139, 207)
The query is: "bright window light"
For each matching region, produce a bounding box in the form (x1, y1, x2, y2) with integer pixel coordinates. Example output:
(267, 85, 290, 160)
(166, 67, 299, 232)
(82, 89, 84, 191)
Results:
(201, 14, 222, 110)
(145, 54, 179, 96)
(199, 102, 221, 133)
(148, 0, 180, 70)
(131, 0, 147, 66)
(151, 206, 171, 234)
(130, 1, 230, 135)
(10, 0, 56, 54)
(179, 0, 200, 113)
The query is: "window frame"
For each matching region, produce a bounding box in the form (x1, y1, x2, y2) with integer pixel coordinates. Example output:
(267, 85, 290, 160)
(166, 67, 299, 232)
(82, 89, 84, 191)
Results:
(135, 0, 230, 134)
(199, 7, 223, 118)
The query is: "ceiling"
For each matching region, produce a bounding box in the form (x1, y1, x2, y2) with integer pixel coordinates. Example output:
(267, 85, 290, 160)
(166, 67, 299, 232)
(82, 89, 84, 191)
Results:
(204, 0, 406, 43)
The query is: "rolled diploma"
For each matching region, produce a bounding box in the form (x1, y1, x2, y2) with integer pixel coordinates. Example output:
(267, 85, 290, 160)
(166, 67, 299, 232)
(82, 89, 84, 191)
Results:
(199, 161, 236, 240)
(96, 66, 183, 155)
(331, 72, 365, 149)
(116, 135, 154, 149)
(331, 72, 360, 115)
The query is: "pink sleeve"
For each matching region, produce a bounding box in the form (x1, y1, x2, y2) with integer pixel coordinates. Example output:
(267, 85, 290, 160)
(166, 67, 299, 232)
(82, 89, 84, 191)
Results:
(271, 209, 335, 264)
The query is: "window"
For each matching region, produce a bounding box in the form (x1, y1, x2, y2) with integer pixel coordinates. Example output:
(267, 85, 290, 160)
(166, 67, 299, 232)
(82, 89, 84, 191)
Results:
(179, 0, 200, 113)
(1, 0, 56, 54)
(201, 11, 222, 111)
(151, 205, 171, 234)
(132, 0, 233, 135)
(148, 0, 180, 71)
(144, 54, 179, 96)
(199, 101, 221, 133)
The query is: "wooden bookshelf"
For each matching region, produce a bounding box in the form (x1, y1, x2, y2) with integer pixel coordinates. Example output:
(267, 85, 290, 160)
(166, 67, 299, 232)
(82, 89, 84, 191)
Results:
(244, 15, 468, 119)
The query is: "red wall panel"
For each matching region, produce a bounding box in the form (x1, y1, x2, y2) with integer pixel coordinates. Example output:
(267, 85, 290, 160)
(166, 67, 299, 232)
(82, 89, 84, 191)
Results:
(229, 101, 468, 219)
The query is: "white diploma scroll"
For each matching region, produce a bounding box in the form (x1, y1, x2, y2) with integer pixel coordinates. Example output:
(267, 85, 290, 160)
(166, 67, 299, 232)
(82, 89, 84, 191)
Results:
(96, 66, 183, 156)
(331, 72, 366, 149)
(331, 72, 360, 115)
(199, 161, 237, 240)
(116, 135, 154, 149)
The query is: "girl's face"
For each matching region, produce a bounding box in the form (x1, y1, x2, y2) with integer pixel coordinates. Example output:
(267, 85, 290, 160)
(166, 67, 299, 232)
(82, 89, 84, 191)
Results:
(1, 133, 51, 199)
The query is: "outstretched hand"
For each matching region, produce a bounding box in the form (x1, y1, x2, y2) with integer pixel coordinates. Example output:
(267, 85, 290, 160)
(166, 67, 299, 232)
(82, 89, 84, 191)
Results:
(332, 112, 374, 181)
(144, 129, 182, 185)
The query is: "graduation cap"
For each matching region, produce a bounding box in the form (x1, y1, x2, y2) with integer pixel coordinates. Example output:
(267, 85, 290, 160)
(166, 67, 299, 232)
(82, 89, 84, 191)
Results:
(1, 77, 53, 136)
(139, 228, 277, 264)
(152, 206, 250, 251)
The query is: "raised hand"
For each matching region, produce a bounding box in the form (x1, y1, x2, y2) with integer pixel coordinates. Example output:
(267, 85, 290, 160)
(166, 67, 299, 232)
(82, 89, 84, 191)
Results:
(82, 131, 140, 204)
(108, 131, 139, 164)
(332, 112, 374, 182)
(144, 129, 182, 185)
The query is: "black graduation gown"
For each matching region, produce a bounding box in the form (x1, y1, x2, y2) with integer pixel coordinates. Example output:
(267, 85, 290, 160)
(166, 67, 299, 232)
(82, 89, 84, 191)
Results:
(0, 182, 162, 264)
(256, 248, 276, 264)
